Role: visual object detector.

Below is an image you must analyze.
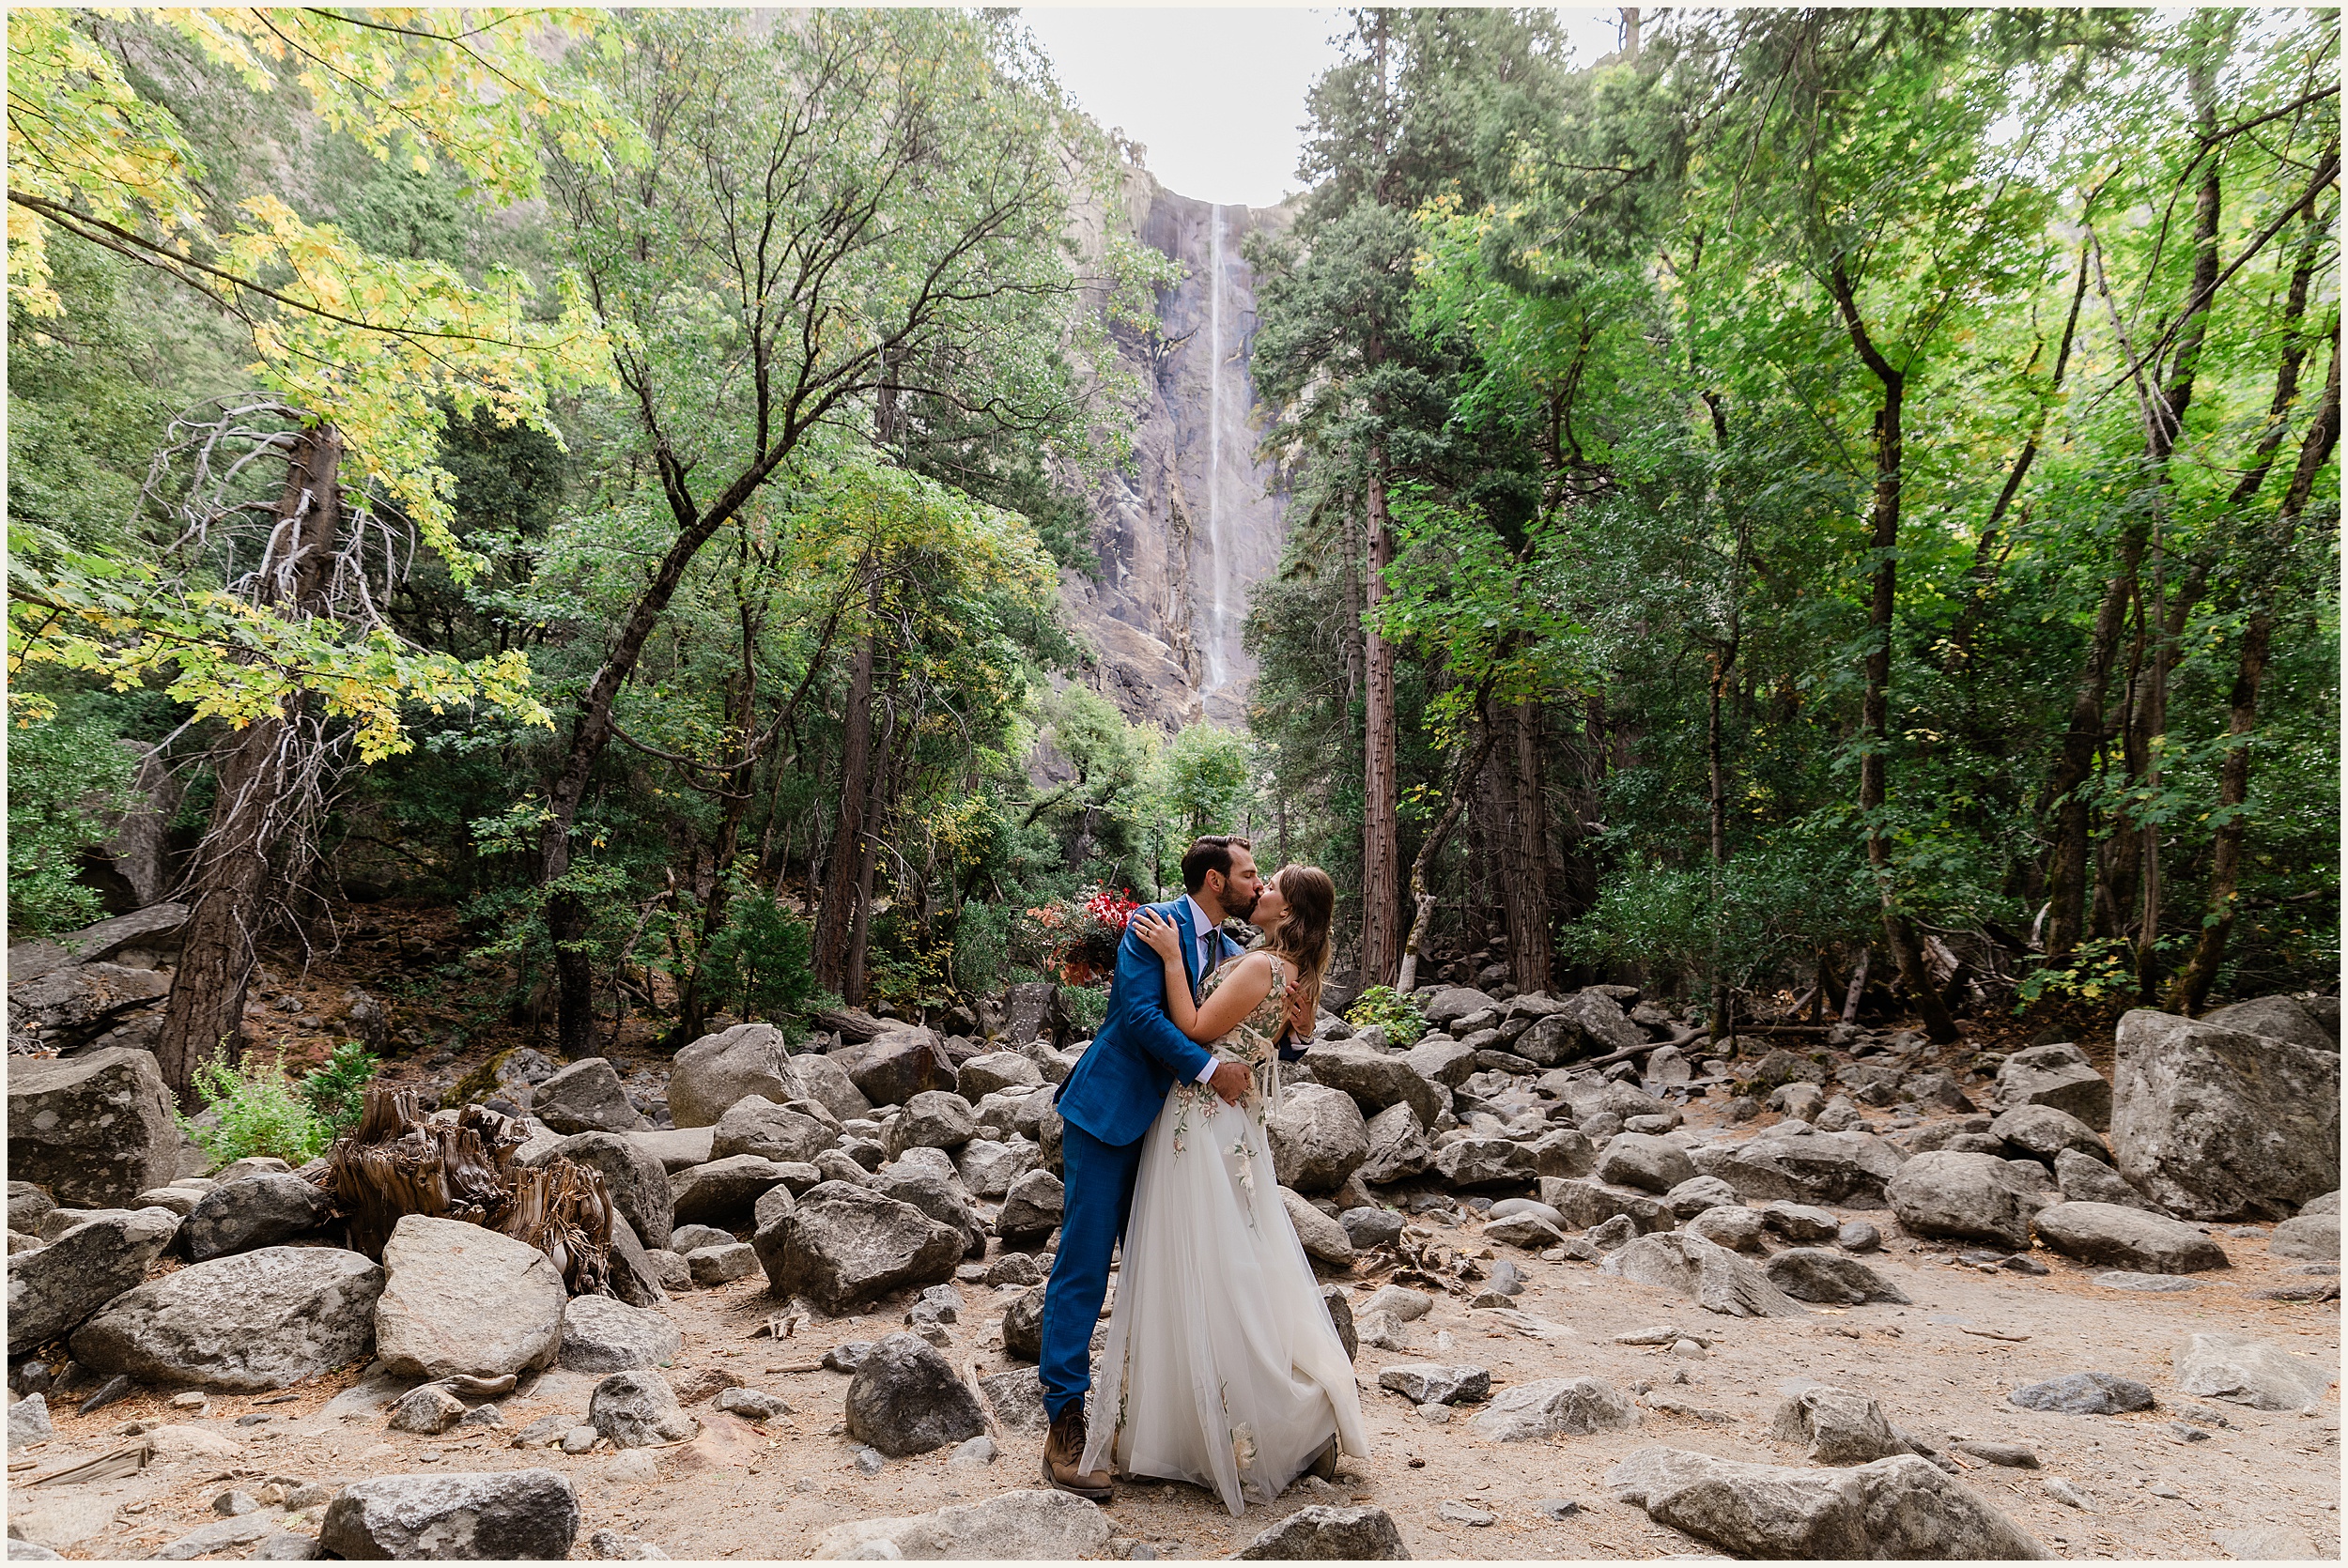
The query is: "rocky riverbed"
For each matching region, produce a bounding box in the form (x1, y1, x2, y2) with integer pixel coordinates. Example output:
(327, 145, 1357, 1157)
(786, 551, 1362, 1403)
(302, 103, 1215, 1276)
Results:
(7, 960, 2339, 1560)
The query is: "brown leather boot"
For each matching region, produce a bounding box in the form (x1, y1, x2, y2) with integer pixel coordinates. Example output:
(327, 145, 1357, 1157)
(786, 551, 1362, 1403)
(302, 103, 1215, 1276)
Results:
(1041, 1407, 1113, 1501)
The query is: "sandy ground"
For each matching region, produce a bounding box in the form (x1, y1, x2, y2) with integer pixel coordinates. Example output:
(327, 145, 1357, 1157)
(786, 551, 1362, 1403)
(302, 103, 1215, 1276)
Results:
(12, 1160, 2339, 1563)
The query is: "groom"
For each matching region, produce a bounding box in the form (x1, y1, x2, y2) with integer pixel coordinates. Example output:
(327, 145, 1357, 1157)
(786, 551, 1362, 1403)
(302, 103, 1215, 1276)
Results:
(1037, 835, 1261, 1499)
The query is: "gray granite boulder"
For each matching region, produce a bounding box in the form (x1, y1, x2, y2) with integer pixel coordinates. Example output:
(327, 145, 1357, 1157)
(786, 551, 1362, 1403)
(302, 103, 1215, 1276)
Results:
(532, 1057, 647, 1135)
(1601, 1232, 1809, 1317)
(70, 1245, 382, 1390)
(559, 1293, 682, 1374)
(1269, 1084, 1368, 1192)
(374, 1215, 564, 1380)
(7, 1206, 180, 1354)
(1886, 1150, 2042, 1250)
(6, 1048, 180, 1208)
(530, 1131, 673, 1253)
(843, 1331, 987, 1456)
(752, 1181, 960, 1313)
(1608, 1447, 2048, 1559)
(320, 1469, 579, 1560)
(180, 1174, 333, 1261)
(2110, 1008, 2340, 1221)
(1995, 1043, 2111, 1130)
(2031, 1201, 2229, 1273)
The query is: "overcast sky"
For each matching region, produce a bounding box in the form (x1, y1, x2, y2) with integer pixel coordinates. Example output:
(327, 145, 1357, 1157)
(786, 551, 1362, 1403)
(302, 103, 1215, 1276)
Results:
(1016, 8, 1628, 209)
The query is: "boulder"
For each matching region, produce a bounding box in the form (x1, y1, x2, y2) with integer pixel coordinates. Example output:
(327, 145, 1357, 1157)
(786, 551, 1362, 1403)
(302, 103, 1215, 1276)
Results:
(2007, 1372, 2154, 1414)
(590, 1368, 698, 1446)
(605, 1212, 668, 1310)
(1537, 1176, 1673, 1234)
(954, 1136, 1040, 1199)
(998, 982, 1068, 1047)
(179, 1174, 333, 1261)
(532, 1132, 672, 1253)
(886, 1091, 978, 1158)
(1689, 1129, 1906, 1208)
(8, 1180, 56, 1233)
(6, 961, 170, 1053)
(1769, 1384, 1910, 1464)
(388, 1383, 466, 1435)
(955, 1052, 1044, 1099)
(1886, 1151, 2043, 1250)
(6, 1048, 180, 1208)
(1685, 1206, 1766, 1253)
(69, 1245, 381, 1391)
(1485, 1212, 1568, 1250)
(752, 1181, 961, 1313)
(1991, 1104, 2110, 1166)
(1662, 1176, 1741, 1220)
(374, 1214, 565, 1380)
(1300, 1042, 1447, 1130)
(1473, 1376, 1639, 1441)
(1599, 1232, 1809, 1317)
(1233, 1504, 1410, 1560)
(1593, 1132, 1697, 1195)
(2270, 1212, 2340, 1260)
(710, 1098, 839, 1166)
(319, 1469, 579, 1560)
(532, 1057, 647, 1135)
(8, 1391, 53, 1445)
(669, 1156, 793, 1227)
(1001, 1283, 1045, 1362)
(2172, 1331, 2333, 1411)
(1561, 990, 1649, 1054)
(1279, 1188, 1356, 1266)
(2052, 1146, 2163, 1212)
(1519, 1128, 1595, 1178)
(1753, 1200, 1839, 1243)
(1608, 1447, 2048, 1560)
(870, 1164, 983, 1259)
(2031, 1201, 2229, 1273)
(995, 1168, 1064, 1249)
(8, 903, 189, 981)
(811, 1488, 1108, 1560)
(1401, 1037, 1477, 1087)
(1377, 1362, 1490, 1406)
(980, 1367, 1048, 1433)
(7, 1207, 180, 1354)
(559, 1294, 682, 1374)
(1268, 1084, 1368, 1192)
(1357, 1102, 1434, 1184)
(1995, 1043, 2112, 1130)
(843, 1331, 987, 1456)
(2202, 994, 2338, 1051)
(1421, 988, 1496, 1028)
(2110, 1007, 2340, 1219)
(1434, 1136, 1531, 1191)
(1762, 1248, 1911, 1305)
(666, 1023, 792, 1129)
(847, 1030, 959, 1107)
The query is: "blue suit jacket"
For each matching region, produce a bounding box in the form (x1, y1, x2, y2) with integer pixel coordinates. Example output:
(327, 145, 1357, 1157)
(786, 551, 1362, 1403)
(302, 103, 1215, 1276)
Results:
(1054, 899, 1244, 1146)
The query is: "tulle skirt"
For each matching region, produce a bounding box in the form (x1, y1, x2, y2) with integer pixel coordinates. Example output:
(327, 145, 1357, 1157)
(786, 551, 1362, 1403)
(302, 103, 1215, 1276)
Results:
(1080, 1082, 1368, 1515)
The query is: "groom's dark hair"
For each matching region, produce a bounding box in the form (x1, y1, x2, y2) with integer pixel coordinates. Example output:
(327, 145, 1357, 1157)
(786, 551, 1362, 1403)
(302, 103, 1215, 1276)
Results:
(1180, 835, 1253, 895)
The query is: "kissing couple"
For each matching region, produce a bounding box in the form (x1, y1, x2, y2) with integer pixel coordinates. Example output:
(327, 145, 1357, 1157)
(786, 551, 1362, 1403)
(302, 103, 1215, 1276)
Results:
(1037, 835, 1368, 1515)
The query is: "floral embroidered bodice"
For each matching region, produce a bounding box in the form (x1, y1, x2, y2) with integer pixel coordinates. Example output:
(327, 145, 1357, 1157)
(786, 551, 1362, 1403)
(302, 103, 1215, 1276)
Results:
(1167, 955, 1288, 1142)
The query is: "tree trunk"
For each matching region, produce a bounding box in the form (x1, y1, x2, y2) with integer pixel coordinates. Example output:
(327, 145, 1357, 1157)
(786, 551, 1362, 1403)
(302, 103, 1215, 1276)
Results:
(1502, 698, 1552, 992)
(2170, 337, 2340, 1013)
(1706, 648, 1732, 1048)
(157, 424, 344, 1105)
(1829, 261, 1961, 1044)
(813, 571, 882, 996)
(1360, 450, 1401, 987)
(843, 692, 895, 1007)
(1396, 706, 1500, 995)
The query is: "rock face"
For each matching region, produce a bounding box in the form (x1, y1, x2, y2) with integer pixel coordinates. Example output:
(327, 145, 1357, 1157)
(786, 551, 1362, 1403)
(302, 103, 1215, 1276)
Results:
(591, 1369, 698, 1446)
(811, 1487, 1111, 1561)
(1268, 1085, 1368, 1192)
(374, 1215, 566, 1380)
(70, 1245, 382, 1391)
(2173, 1331, 2333, 1411)
(532, 1057, 647, 1135)
(1233, 1504, 1411, 1560)
(753, 1181, 962, 1313)
(181, 1175, 334, 1261)
(843, 1331, 988, 1456)
(7, 1207, 180, 1355)
(1886, 1150, 2043, 1250)
(535, 1132, 672, 1253)
(1473, 1376, 1639, 1441)
(6, 1048, 180, 1208)
(1995, 1043, 2112, 1130)
(2031, 1201, 2230, 1274)
(2109, 1008, 2340, 1220)
(1609, 1447, 2048, 1560)
(560, 1294, 683, 1374)
(319, 1469, 580, 1560)
(1599, 1232, 1809, 1318)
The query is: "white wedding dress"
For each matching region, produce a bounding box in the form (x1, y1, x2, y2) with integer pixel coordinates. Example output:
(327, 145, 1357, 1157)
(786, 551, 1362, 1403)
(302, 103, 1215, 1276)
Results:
(1079, 959, 1368, 1515)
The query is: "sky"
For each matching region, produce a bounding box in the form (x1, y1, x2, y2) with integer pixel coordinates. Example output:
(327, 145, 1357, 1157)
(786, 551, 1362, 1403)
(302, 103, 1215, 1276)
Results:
(1016, 8, 1629, 209)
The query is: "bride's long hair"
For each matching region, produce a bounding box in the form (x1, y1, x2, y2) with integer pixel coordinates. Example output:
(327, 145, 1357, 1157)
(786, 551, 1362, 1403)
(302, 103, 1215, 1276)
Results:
(1264, 864, 1336, 1027)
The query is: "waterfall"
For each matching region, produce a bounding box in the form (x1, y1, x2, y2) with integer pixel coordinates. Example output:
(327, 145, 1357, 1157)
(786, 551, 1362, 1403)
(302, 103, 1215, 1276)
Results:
(1203, 202, 1229, 693)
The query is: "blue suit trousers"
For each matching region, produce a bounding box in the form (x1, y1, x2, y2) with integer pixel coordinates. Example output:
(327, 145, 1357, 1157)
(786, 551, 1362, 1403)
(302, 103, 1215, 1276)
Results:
(1039, 1118, 1145, 1422)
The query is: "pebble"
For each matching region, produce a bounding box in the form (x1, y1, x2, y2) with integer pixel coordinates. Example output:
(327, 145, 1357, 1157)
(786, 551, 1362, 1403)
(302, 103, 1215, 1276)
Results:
(1537, 1498, 1581, 1519)
(946, 1435, 996, 1468)
(852, 1443, 887, 1474)
(2166, 1422, 2210, 1443)
(1418, 1404, 1454, 1425)
(1438, 1500, 1497, 1527)
(170, 1391, 209, 1408)
(212, 1491, 259, 1517)
(235, 1413, 273, 1426)
(2045, 1478, 2093, 1511)
(562, 1425, 600, 1453)
(2143, 1480, 2184, 1499)
(1951, 1440, 2038, 1468)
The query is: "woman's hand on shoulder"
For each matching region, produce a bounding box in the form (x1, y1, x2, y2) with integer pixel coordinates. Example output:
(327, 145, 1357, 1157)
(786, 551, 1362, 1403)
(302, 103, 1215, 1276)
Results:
(1128, 907, 1182, 961)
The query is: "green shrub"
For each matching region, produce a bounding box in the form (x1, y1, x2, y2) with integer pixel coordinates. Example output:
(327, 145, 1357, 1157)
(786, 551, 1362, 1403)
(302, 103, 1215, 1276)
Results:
(298, 1040, 379, 1136)
(1345, 985, 1427, 1047)
(6, 701, 138, 939)
(1061, 982, 1109, 1038)
(180, 1050, 333, 1168)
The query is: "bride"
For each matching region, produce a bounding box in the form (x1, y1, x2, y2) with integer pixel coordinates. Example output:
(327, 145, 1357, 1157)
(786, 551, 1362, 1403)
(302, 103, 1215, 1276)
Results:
(1079, 863, 1369, 1515)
